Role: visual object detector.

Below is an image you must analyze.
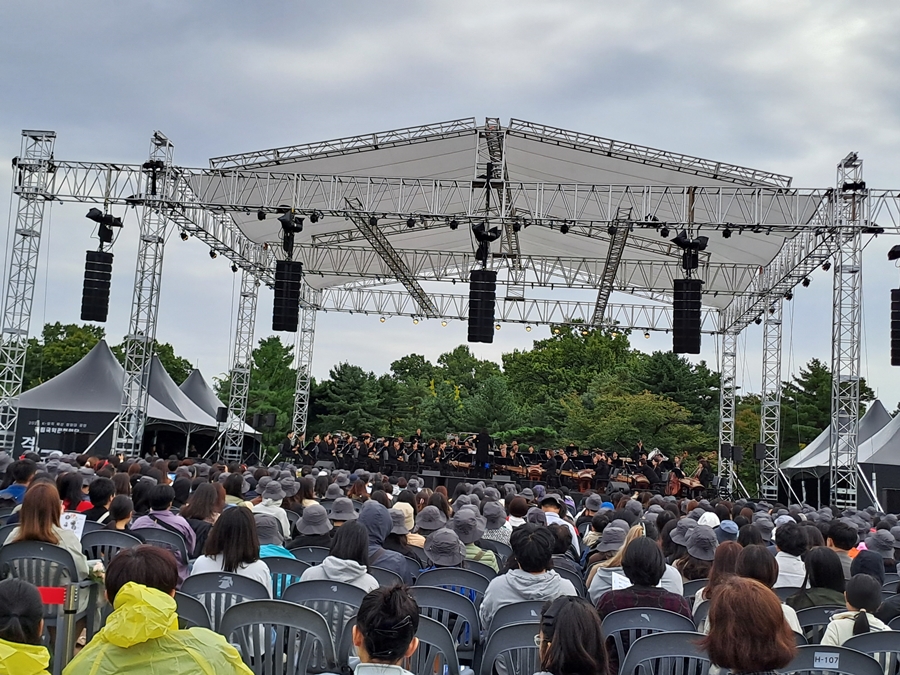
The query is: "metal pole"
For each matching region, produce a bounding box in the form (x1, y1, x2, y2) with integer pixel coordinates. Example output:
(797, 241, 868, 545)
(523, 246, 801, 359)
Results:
(759, 297, 783, 501)
(222, 266, 259, 463)
(718, 330, 738, 495)
(291, 285, 319, 441)
(0, 130, 56, 451)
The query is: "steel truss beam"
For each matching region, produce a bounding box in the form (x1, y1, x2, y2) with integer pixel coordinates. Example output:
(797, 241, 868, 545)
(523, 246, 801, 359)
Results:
(592, 219, 630, 324)
(830, 154, 865, 509)
(222, 268, 259, 463)
(759, 297, 783, 501)
(112, 132, 174, 457)
(0, 131, 56, 451)
(292, 286, 319, 440)
(718, 331, 738, 493)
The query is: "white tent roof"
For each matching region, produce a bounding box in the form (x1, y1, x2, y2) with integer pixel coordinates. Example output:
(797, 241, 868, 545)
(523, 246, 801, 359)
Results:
(146, 356, 218, 428)
(178, 369, 261, 439)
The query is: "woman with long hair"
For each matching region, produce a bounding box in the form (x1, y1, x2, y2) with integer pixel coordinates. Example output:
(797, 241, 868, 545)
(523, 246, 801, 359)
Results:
(112, 472, 131, 497)
(700, 576, 796, 674)
(180, 483, 223, 558)
(786, 546, 846, 611)
(347, 479, 370, 502)
(694, 540, 742, 610)
(297, 477, 317, 508)
(190, 506, 272, 597)
(4, 483, 89, 579)
(735, 544, 802, 633)
(57, 473, 89, 513)
(299, 521, 377, 591)
(535, 596, 608, 675)
(428, 492, 452, 520)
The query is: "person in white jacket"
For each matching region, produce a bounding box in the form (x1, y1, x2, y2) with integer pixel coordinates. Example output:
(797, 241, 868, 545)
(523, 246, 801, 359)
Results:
(821, 573, 891, 646)
(252, 480, 291, 539)
(298, 521, 379, 592)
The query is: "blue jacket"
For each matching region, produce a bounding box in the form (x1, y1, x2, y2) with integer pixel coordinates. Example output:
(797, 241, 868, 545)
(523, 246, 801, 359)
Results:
(0, 484, 26, 505)
(358, 501, 413, 584)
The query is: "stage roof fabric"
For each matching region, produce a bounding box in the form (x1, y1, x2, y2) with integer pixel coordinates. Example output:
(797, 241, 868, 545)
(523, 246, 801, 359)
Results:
(179, 369, 261, 439)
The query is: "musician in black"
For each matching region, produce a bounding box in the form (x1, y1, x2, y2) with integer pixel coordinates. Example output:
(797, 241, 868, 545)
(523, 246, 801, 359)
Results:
(279, 430, 300, 460)
(542, 449, 558, 486)
(697, 459, 713, 488)
(638, 457, 664, 491)
(592, 450, 611, 490)
(631, 440, 646, 463)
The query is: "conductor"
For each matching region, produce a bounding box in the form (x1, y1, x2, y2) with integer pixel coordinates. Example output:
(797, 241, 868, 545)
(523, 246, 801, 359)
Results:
(475, 428, 492, 477)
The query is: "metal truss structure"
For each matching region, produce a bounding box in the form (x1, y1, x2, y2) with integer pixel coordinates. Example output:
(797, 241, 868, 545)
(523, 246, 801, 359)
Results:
(222, 268, 259, 463)
(112, 132, 174, 457)
(291, 286, 319, 439)
(717, 331, 738, 494)
(0, 131, 56, 451)
(830, 154, 865, 510)
(759, 297, 783, 501)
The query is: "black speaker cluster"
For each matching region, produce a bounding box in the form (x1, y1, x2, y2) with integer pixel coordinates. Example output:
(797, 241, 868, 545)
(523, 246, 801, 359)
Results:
(272, 260, 303, 332)
(81, 251, 114, 322)
(467, 269, 497, 344)
(673, 278, 702, 354)
(892, 289, 900, 366)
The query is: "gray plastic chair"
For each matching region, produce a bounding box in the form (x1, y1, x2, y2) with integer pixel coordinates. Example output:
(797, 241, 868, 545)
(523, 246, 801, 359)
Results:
(408, 545, 429, 566)
(778, 644, 883, 675)
(0, 522, 17, 544)
(890, 615, 900, 630)
(466, 559, 497, 580)
(554, 566, 587, 597)
(180, 571, 269, 631)
(370, 565, 403, 587)
(219, 599, 335, 675)
(289, 545, 330, 565)
(774, 586, 804, 602)
(262, 556, 310, 599)
(283, 579, 366, 651)
(795, 605, 843, 644)
(81, 529, 142, 563)
(409, 615, 465, 675)
(81, 520, 105, 535)
(416, 568, 490, 608)
(692, 600, 710, 630)
(601, 607, 697, 670)
(842, 631, 900, 674)
(477, 622, 539, 675)
(132, 527, 191, 567)
(681, 578, 708, 603)
(619, 630, 711, 675)
(883, 579, 899, 593)
(477, 539, 512, 564)
(485, 600, 543, 636)
(410, 585, 481, 663)
(174, 590, 212, 630)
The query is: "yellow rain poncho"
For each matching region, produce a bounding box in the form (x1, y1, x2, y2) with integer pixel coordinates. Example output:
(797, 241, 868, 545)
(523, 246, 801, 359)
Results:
(63, 582, 252, 675)
(0, 637, 50, 675)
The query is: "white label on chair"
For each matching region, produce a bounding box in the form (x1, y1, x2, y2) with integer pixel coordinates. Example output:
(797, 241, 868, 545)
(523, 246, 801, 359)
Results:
(60, 512, 86, 539)
(611, 571, 631, 590)
(813, 652, 840, 669)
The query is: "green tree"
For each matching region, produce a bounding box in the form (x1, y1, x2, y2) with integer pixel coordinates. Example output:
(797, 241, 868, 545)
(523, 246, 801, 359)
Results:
(435, 345, 501, 396)
(23, 322, 106, 390)
(316, 363, 386, 434)
(457, 375, 523, 434)
(111, 338, 193, 384)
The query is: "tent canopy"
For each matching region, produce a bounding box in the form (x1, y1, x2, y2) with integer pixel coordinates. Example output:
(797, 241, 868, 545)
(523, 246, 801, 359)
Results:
(179, 369, 261, 440)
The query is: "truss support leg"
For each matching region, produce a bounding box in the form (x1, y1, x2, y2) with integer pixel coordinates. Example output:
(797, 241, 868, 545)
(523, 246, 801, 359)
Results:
(291, 286, 319, 442)
(222, 268, 259, 463)
(112, 132, 174, 458)
(0, 130, 56, 452)
(830, 154, 865, 509)
(759, 297, 783, 501)
(718, 330, 738, 496)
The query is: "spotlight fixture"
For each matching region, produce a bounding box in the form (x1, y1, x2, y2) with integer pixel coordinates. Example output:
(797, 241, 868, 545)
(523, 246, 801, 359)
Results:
(209, 250, 217, 259)
(179, 231, 189, 241)
(553, 327, 561, 334)
(888, 245, 900, 261)
(671, 230, 708, 272)
(581, 330, 589, 336)
(822, 261, 831, 271)
(722, 227, 732, 239)
(449, 219, 459, 230)
(495, 324, 501, 330)
(607, 225, 618, 237)
(406, 217, 416, 228)
(754, 316, 762, 325)
(784, 290, 793, 301)
(379, 316, 386, 323)
(659, 226, 670, 238)
(277, 212, 304, 259)
(412, 318, 419, 325)
(512, 219, 522, 233)
(85, 207, 123, 245)
(644, 331, 650, 339)
(231, 263, 238, 273)
(441, 320, 447, 327)
(472, 221, 502, 265)
(802, 277, 811, 287)
(369, 216, 378, 227)
(525, 325, 532, 332)
(257, 210, 266, 221)
(309, 210, 323, 224)
(560, 223, 570, 235)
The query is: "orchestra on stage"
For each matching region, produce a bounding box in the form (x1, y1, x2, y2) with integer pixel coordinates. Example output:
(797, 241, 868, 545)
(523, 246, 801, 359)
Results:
(277, 429, 717, 498)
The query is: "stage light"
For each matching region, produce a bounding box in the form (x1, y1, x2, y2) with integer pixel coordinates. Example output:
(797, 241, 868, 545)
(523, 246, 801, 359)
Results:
(823, 261, 831, 271)
(413, 318, 419, 325)
(802, 277, 810, 287)
(513, 220, 522, 233)
(660, 226, 670, 238)
(525, 325, 532, 332)
(889, 245, 900, 261)
(309, 210, 321, 224)
(441, 320, 447, 327)
(85, 208, 123, 244)
(644, 331, 650, 339)
(495, 324, 501, 330)
(553, 327, 561, 334)
(785, 290, 793, 301)
(86, 208, 103, 223)
(379, 316, 386, 323)
(209, 250, 217, 259)
(180, 231, 188, 241)
(607, 225, 617, 237)
(231, 263, 238, 273)
(722, 228, 732, 239)
(406, 218, 416, 228)
(754, 316, 762, 325)
(257, 210, 266, 221)
(449, 219, 459, 230)
(560, 223, 570, 235)
(369, 216, 378, 227)
(582, 330, 589, 336)
(472, 221, 502, 265)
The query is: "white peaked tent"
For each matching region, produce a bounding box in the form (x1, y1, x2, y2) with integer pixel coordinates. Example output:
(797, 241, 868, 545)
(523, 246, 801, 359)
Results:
(179, 369, 261, 440)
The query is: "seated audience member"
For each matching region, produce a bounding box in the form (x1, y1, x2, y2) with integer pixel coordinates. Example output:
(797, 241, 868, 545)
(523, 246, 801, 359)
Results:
(57, 472, 91, 513)
(63, 546, 252, 675)
(699, 577, 796, 674)
(357, 501, 413, 584)
(254, 513, 295, 559)
(675, 525, 717, 581)
(179, 483, 222, 557)
(300, 521, 379, 592)
(252, 479, 291, 539)
(0, 578, 50, 675)
(850, 550, 885, 585)
(132, 484, 197, 582)
(384, 509, 414, 557)
(735, 544, 801, 632)
(222, 473, 248, 506)
(392, 502, 424, 547)
(352, 586, 420, 675)
(0, 459, 36, 507)
(506, 496, 529, 528)
(539, 493, 579, 554)
(535, 596, 608, 675)
(737, 523, 764, 547)
(4, 483, 89, 580)
(190, 506, 272, 597)
(821, 573, 890, 645)
(104, 495, 145, 541)
(864, 530, 898, 574)
(786, 546, 846, 611)
(479, 524, 577, 628)
(413, 506, 447, 538)
(481, 500, 512, 546)
(826, 520, 857, 579)
(421, 529, 467, 571)
(595, 536, 693, 622)
(773, 521, 807, 588)
(288, 503, 333, 549)
(329, 497, 359, 527)
(693, 540, 741, 612)
(448, 506, 499, 573)
(583, 513, 608, 550)
(548, 523, 582, 578)
(82, 477, 115, 522)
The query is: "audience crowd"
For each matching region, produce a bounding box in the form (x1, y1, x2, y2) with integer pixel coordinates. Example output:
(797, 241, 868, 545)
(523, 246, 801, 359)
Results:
(0, 448, 898, 674)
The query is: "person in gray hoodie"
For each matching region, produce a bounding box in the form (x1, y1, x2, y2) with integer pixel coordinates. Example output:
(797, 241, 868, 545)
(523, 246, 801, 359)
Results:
(479, 523, 577, 629)
(299, 521, 379, 592)
(357, 500, 413, 584)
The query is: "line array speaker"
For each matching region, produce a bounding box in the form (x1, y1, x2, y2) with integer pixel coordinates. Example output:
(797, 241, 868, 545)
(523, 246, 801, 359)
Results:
(81, 250, 113, 323)
(673, 278, 702, 354)
(468, 269, 497, 344)
(272, 260, 303, 332)
(892, 289, 900, 365)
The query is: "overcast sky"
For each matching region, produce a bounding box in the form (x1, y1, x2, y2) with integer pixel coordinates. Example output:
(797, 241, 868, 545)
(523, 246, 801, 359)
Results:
(2, 1, 900, 411)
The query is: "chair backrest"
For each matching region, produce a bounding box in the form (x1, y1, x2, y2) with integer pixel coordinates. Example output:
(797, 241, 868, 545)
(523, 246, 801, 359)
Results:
(262, 556, 310, 599)
(795, 605, 844, 644)
(486, 600, 543, 635)
(554, 566, 587, 597)
(289, 545, 330, 565)
(81, 520, 105, 535)
(890, 615, 900, 631)
(619, 630, 711, 675)
(0, 541, 79, 588)
(477, 539, 512, 564)
(409, 615, 463, 675)
(319, 499, 335, 513)
(779, 644, 883, 675)
(81, 529, 142, 564)
(478, 621, 540, 675)
(180, 572, 270, 631)
(407, 545, 428, 566)
(842, 631, 900, 674)
(692, 600, 710, 631)
(601, 607, 698, 669)
(0, 522, 18, 545)
(409, 585, 481, 659)
(132, 527, 190, 565)
(370, 565, 403, 588)
(219, 599, 335, 675)
(174, 590, 212, 630)
(285, 509, 300, 527)
(774, 586, 803, 602)
(794, 631, 808, 646)
(283, 579, 366, 649)
(883, 579, 899, 594)
(466, 559, 497, 580)
(416, 567, 490, 607)
(577, 521, 591, 538)
(884, 572, 899, 585)
(681, 578, 708, 603)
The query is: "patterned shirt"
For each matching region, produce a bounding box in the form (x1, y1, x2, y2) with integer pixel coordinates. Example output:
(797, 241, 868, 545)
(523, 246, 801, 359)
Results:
(595, 585, 694, 622)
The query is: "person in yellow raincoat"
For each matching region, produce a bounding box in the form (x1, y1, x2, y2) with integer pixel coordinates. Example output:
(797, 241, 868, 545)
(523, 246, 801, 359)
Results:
(0, 578, 51, 675)
(64, 546, 252, 675)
